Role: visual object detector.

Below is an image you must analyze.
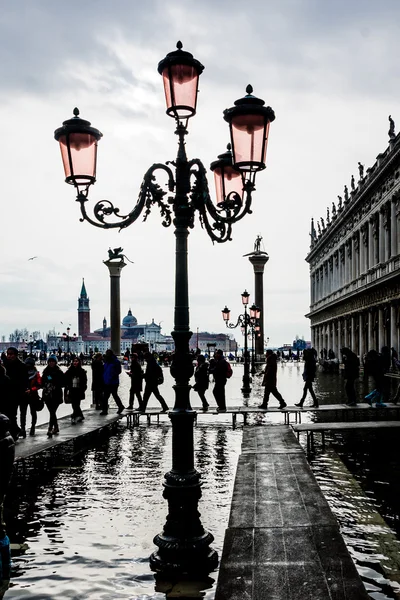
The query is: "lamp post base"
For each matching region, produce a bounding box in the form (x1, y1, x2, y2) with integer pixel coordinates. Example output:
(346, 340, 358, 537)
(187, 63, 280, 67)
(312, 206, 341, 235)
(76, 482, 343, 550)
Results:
(150, 536, 218, 576)
(241, 372, 251, 397)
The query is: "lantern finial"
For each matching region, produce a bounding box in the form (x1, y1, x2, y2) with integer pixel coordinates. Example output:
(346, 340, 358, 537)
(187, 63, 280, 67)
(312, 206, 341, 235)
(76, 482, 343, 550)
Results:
(177, 41, 183, 50)
(246, 84, 253, 95)
(73, 107, 80, 117)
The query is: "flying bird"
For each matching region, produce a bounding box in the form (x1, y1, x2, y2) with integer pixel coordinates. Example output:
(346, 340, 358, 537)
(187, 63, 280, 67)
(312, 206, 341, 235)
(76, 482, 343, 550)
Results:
(28, 256, 38, 261)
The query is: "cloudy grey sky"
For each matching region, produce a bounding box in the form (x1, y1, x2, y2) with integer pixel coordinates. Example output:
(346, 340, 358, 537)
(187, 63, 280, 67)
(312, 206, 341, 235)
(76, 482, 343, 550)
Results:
(0, 0, 399, 347)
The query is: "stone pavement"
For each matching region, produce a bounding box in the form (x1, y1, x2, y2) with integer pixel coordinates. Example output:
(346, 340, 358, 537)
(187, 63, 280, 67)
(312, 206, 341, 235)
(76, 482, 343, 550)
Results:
(215, 425, 369, 599)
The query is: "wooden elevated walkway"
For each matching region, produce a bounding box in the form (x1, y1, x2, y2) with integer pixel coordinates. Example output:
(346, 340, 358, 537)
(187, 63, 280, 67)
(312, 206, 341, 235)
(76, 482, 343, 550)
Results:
(214, 425, 369, 599)
(292, 420, 400, 454)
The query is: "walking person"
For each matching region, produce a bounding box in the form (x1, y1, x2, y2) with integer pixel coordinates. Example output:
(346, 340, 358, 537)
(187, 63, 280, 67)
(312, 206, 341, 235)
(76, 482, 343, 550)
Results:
(364, 349, 386, 407)
(193, 355, 210, 411)
(65, 357, 87, 424)
(101, 349, 125, 415)
(259, 349, 287, 409)
(2, 347, 29, 441)
(141, 353, 169, 412)
(340, 347, 360, 406)
(0, 365, 12, 429)
(42, 355, 65, 437)
(210, 349, 230, 412)
(91, 353, 104, 410)
(21, 357, 42, 437)
(295, 347, 318, 408)
(127, 353, 144, 410)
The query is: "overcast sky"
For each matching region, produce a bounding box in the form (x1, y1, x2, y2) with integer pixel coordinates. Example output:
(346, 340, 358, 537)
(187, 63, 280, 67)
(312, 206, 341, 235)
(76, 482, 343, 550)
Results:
(0, 0, 399, 347)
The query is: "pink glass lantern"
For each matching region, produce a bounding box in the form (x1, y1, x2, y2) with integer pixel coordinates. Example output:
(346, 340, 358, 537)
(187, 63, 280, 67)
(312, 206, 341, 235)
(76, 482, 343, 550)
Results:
(54, 108, 102, 189)
(222, 306, 231, 322)
(224, 85, 275, 173)
(158, 42, 204, 119)
(241, 290, 250, 305)
(249, 304, 258, 319)
(210, 144, 243, 205)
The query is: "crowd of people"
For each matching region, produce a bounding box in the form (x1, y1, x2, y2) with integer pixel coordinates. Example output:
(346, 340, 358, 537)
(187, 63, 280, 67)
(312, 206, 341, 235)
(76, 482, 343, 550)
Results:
(0, 347, 237, 443)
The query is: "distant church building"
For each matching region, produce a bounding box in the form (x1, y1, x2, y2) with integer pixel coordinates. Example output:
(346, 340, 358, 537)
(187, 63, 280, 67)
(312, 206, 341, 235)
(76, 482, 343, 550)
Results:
(306, 116, 400, 358)
(77, 281, 167, 353)
(78, 279, 90, 337)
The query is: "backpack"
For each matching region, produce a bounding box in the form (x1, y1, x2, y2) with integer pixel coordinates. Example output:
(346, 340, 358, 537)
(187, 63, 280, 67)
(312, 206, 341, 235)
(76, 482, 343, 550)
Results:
(226, 361, 233, 379)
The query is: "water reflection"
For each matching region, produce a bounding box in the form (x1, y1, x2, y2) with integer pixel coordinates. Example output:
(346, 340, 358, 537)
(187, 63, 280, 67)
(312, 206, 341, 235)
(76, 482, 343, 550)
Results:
(3, 365, 400, 598)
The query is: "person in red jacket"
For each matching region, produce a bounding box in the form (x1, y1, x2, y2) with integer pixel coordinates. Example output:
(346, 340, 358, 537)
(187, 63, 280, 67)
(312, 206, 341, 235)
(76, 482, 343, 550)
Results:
(259, 350, 287, 409)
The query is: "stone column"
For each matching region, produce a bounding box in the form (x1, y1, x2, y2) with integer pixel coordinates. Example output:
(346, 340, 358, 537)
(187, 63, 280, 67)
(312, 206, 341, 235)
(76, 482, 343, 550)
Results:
(378, 306, 384, 351)
(368, 219, 374, 268)
(391, 304, 398, 352)
(247, 252, 270, 359)
(331, 320, 337, 357)
(350, 315, 356, 352)
(104, 258, 127, 355)
(326, 322, 331, 353)
(359, 313, 364, 359)
(391, 196, 398, 257)
(367, 311, 374, 351)
(343, 318, 348, 348)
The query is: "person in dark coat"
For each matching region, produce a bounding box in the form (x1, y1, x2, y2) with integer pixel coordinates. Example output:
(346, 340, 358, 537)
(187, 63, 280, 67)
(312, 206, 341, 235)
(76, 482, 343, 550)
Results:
(295, 347, 318, 408)
(364, 349, 386, 407)
(209, 349, 228, 412)
(101, 349, 125, 415)
(42, 355, 65, 437)
(259, 350, 286, 409)
(0, 366, 12, 433)
(91, 353, 104, 410)
(2, 347, 29, 440)
(127, 353, 144, 410)
(193, 355, 210, 411)
(65, 357, 88, 423)
(20, 357, 42, 437)
(141, 353, 168, 412)
(340, 347, 360, 406)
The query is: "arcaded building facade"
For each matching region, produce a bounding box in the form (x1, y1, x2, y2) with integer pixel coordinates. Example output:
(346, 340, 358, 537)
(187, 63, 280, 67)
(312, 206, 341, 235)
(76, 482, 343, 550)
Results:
(306, 120, 400, 358)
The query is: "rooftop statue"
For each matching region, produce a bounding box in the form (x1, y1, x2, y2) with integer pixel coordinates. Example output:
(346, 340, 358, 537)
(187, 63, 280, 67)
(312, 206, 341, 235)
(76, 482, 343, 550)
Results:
(344, 185, 349, 202)
(317, 221, 322, 236)
(358, 162, 364, 180)
(337, 195, 343, 210)
(389, 115, 396, 140)
(320, 217, 325, 231)
(332, 202, 337, 217)
(351, 175, 355, 191)
(326, 207, 330, 224)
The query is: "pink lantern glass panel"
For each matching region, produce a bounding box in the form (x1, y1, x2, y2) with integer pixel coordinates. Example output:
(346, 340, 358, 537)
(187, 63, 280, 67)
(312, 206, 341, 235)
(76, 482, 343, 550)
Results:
(59, 133, 97, 184)
(231, 114, 270, 170)
(162, 64, 199, 117)
(213, 166, 243, 205)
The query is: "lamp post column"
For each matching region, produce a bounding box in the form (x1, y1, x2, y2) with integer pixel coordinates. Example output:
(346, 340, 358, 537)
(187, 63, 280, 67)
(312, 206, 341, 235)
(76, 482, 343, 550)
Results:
(246, 249, 269, 360)
(242, 307, 251, 395)
(103, 258, 126, 356)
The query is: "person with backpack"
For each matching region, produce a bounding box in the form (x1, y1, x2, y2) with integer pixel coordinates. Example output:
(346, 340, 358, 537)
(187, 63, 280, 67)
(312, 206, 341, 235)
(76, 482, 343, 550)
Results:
(210, 349, 230, 412)
(193, 355, 210, 410)
(64, 357, 88, 424)
(340, 347, 360, 406)
(141, 353, 169, 412)
(259, 350, 287, 409)
(127, 353, 144, 410)
(100, 349, 125, 415)
(42, 355, 65, 438)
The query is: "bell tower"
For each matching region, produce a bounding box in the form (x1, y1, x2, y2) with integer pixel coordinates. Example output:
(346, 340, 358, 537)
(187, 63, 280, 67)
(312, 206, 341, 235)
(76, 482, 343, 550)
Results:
(78, 278, 91, 337)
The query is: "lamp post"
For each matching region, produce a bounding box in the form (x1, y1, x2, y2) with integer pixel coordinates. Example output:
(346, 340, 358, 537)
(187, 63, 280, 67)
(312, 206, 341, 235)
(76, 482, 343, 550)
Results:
(62, 326, 76, 365)
(222, 293, 260, 395)
(54, 41, 275, 575)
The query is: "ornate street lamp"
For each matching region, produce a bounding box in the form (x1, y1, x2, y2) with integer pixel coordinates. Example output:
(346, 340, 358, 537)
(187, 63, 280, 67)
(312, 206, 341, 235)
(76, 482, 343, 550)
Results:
(54, 42, 275, 576)
(222, 292, 261, 395)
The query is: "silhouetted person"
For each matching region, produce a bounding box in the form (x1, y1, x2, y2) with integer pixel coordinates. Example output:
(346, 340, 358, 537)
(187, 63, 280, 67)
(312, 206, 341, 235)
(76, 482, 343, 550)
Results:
(364, 350, 386, 407)
(91, 353, 104, 410)
(101, 349, 125, 415)
(193, 355, 210, 411)
(2, 347, 29, 441)
(141, 353, 168, 412)
(127, 353, 144, 410)
(42, 355, 65, 437)
(259, 350, 286, 409)
(295, 348, 318, 408)
(340, 347, 360, 406)
(65, 357, 87, 424)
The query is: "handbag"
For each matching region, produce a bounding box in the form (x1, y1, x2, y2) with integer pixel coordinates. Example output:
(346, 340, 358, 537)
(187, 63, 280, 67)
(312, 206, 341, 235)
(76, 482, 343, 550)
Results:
(64, 388, 72, 404)
(34, 396, 44, 412)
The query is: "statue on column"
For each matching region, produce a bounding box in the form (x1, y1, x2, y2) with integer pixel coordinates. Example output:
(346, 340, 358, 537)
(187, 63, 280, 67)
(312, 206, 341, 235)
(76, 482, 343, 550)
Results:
(254, 235, 263, 253)
(388, 115, 396, 140)
(107, 247, 134, 263)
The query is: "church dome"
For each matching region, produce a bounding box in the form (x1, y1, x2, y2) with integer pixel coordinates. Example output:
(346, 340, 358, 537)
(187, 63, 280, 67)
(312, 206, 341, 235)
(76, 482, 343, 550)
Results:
(122, 308, 137, 327)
